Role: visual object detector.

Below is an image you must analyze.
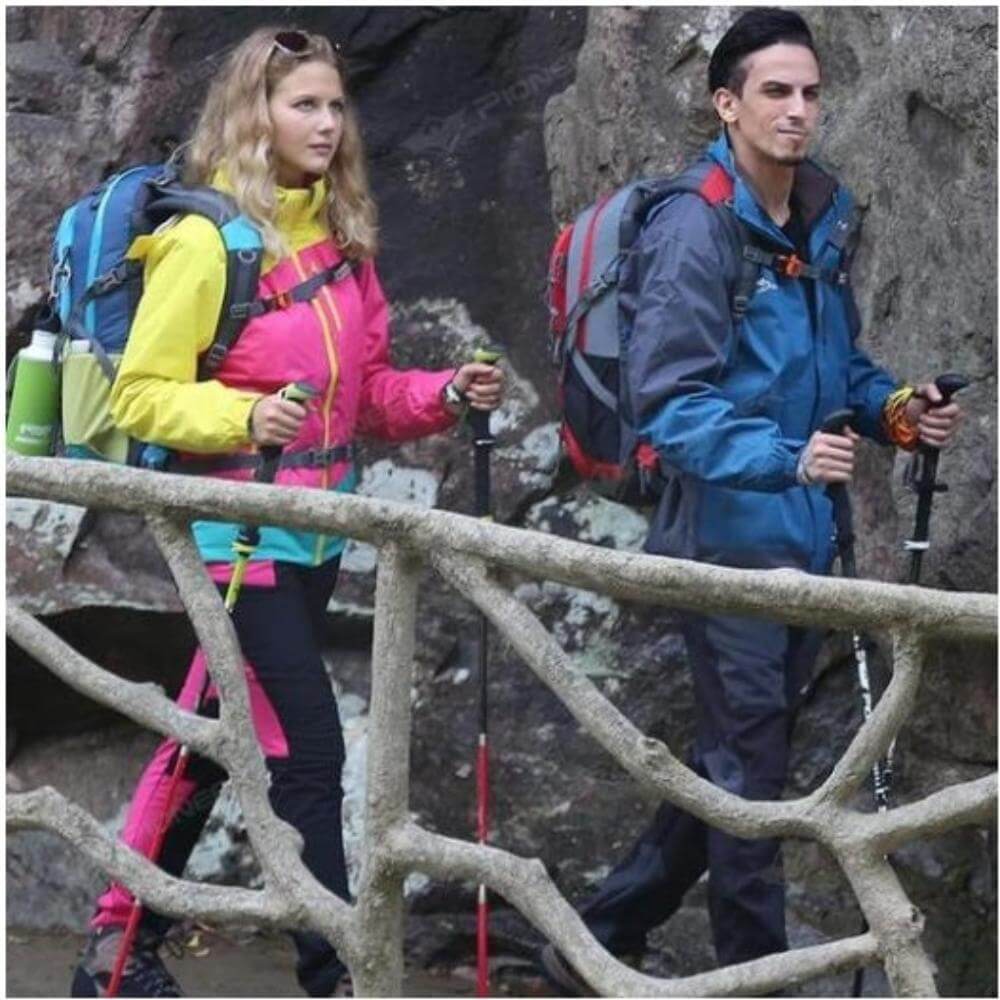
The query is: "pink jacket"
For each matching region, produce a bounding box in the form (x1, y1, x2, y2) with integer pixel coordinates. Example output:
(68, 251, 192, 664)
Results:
(112, 181, 457, 570)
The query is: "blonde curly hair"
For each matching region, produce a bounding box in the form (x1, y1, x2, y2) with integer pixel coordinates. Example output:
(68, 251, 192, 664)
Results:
(185, 26, 378, 260)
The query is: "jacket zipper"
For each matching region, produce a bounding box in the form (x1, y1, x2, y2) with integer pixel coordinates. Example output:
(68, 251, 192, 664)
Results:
(314, 288, 342, 565)
(805, 204, 843, 572)
(735, 196, 832, 571)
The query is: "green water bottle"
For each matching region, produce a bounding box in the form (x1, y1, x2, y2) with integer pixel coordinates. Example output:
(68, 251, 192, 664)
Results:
(6, 328, 60, 457)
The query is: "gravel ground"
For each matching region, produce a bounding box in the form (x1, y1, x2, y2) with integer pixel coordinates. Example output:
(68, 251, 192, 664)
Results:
(5, 929, 513, 998)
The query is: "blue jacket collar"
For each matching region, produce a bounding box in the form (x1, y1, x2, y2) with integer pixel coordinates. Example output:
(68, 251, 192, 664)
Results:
(706, 131, 842, 237)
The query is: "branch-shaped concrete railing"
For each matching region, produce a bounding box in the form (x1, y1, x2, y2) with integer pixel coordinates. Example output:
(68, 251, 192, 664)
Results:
(6, 456, 997, 997)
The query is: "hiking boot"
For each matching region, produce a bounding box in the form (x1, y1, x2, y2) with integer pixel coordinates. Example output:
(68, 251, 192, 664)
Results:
(538, 944, 597, 997)
(70, 926, 183, 997)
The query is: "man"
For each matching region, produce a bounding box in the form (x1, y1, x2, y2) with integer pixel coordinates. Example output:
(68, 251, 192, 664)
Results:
(542, 7, 961, 991)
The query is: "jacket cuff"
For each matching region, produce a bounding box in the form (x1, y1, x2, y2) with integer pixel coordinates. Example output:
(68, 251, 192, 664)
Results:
(235, 394, 263, 444)
(436, 368, 462, 425)
(781, 446, 803, 489)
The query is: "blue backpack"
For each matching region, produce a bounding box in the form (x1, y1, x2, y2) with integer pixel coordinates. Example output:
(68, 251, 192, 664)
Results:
(49, 161, 264, 466)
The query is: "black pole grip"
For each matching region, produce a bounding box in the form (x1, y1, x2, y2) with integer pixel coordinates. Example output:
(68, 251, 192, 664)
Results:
(932, 372, 968, 407)
(905, 373, 967, 583)
(819, 409, 858, 578)
(819, 408, 858, 435)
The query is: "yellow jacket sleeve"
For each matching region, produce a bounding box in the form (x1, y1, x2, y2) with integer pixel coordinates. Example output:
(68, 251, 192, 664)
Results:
(110, 214, 261, 453)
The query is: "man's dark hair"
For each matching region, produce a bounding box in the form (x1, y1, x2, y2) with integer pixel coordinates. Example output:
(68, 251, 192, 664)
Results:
(708, 7, 818, 95)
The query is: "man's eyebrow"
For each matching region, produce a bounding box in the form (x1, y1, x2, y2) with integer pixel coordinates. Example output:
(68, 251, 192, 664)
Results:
(759, 78, 822, 91)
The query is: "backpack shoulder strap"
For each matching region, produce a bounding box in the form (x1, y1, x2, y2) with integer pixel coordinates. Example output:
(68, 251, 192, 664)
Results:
(645, 160, 760, 324)
(137, 175, 266, 380)
(199, 215, 264, 379)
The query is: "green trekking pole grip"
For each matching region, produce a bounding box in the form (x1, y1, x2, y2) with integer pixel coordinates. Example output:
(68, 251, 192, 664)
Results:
(472, 347, 502, 367)
(254, 381, 320, 490)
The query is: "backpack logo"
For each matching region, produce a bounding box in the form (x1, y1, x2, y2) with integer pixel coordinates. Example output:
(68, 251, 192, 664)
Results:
(755, 274, 778, 294)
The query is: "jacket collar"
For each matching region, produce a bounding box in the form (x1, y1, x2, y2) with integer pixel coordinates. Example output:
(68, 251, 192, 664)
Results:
(707, 132, 839, 235)
(210, 168, 329, 232)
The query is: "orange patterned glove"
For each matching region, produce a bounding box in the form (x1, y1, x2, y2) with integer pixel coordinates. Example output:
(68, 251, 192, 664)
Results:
(882, 386, 920, 451)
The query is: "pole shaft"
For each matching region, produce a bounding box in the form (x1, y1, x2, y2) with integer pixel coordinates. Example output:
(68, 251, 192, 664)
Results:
(907, 450, 938, 585)
(470, 406, 494, 998)
(905, 372, 968, 585)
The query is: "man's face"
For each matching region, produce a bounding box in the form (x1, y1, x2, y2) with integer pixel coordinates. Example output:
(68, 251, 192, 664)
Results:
(717, 42, 821, 167)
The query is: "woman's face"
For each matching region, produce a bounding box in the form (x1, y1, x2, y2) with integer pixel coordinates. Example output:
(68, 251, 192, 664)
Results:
(268, 60, 345, 187)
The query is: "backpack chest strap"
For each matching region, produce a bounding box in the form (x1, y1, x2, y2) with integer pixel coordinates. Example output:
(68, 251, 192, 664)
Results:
(232, 259, 357, 321)
(200, 258, 357, 378)
(742, 244, 849, 285)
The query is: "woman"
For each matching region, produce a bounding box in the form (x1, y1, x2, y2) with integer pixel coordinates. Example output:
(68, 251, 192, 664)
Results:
(72, 27, 504, 998)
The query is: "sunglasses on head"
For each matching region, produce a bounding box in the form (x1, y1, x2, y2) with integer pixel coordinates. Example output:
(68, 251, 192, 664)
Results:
(271, 30, 339, 57)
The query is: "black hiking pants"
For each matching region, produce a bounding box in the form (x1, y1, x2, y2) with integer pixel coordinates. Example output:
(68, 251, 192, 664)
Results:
(580, 613, 821, 967)
(95, 559, 349, 996)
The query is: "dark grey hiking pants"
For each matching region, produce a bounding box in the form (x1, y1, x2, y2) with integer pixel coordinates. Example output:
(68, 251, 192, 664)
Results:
(580, 613, 821, 967)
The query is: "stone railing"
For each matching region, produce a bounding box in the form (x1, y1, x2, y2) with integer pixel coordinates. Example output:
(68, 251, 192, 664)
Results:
(6, 456, 996, 997)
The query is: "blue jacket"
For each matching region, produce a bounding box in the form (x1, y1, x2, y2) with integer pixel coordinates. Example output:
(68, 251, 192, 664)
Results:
(625, 134, 898, 573)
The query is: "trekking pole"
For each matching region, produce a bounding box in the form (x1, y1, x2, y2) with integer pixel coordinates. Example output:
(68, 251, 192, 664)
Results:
(469, 348, 502, 999)
(819, 409, 892, 809)
(107, 381, 317, 997)
(904, 373, 969, 585)
(819, 408, 896, 998)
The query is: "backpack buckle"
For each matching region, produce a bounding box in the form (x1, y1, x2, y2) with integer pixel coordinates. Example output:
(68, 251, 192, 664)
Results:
(49, 253, 71, 301)
(202, 343, 228, 373)
(92, 261, 133, 295)
(775, 254, 805, 279)
(229, 302, 257, 320)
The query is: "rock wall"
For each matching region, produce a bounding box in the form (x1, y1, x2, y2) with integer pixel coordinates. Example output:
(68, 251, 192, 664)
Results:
(6, 6, 996, 996)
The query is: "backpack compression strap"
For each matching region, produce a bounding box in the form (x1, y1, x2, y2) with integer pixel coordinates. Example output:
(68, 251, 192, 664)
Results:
(556, 164, 757, 419)
(60, 259, 145, 381)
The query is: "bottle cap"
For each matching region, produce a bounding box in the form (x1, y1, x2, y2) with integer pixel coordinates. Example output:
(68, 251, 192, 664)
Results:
(31, 329, 59, 352)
